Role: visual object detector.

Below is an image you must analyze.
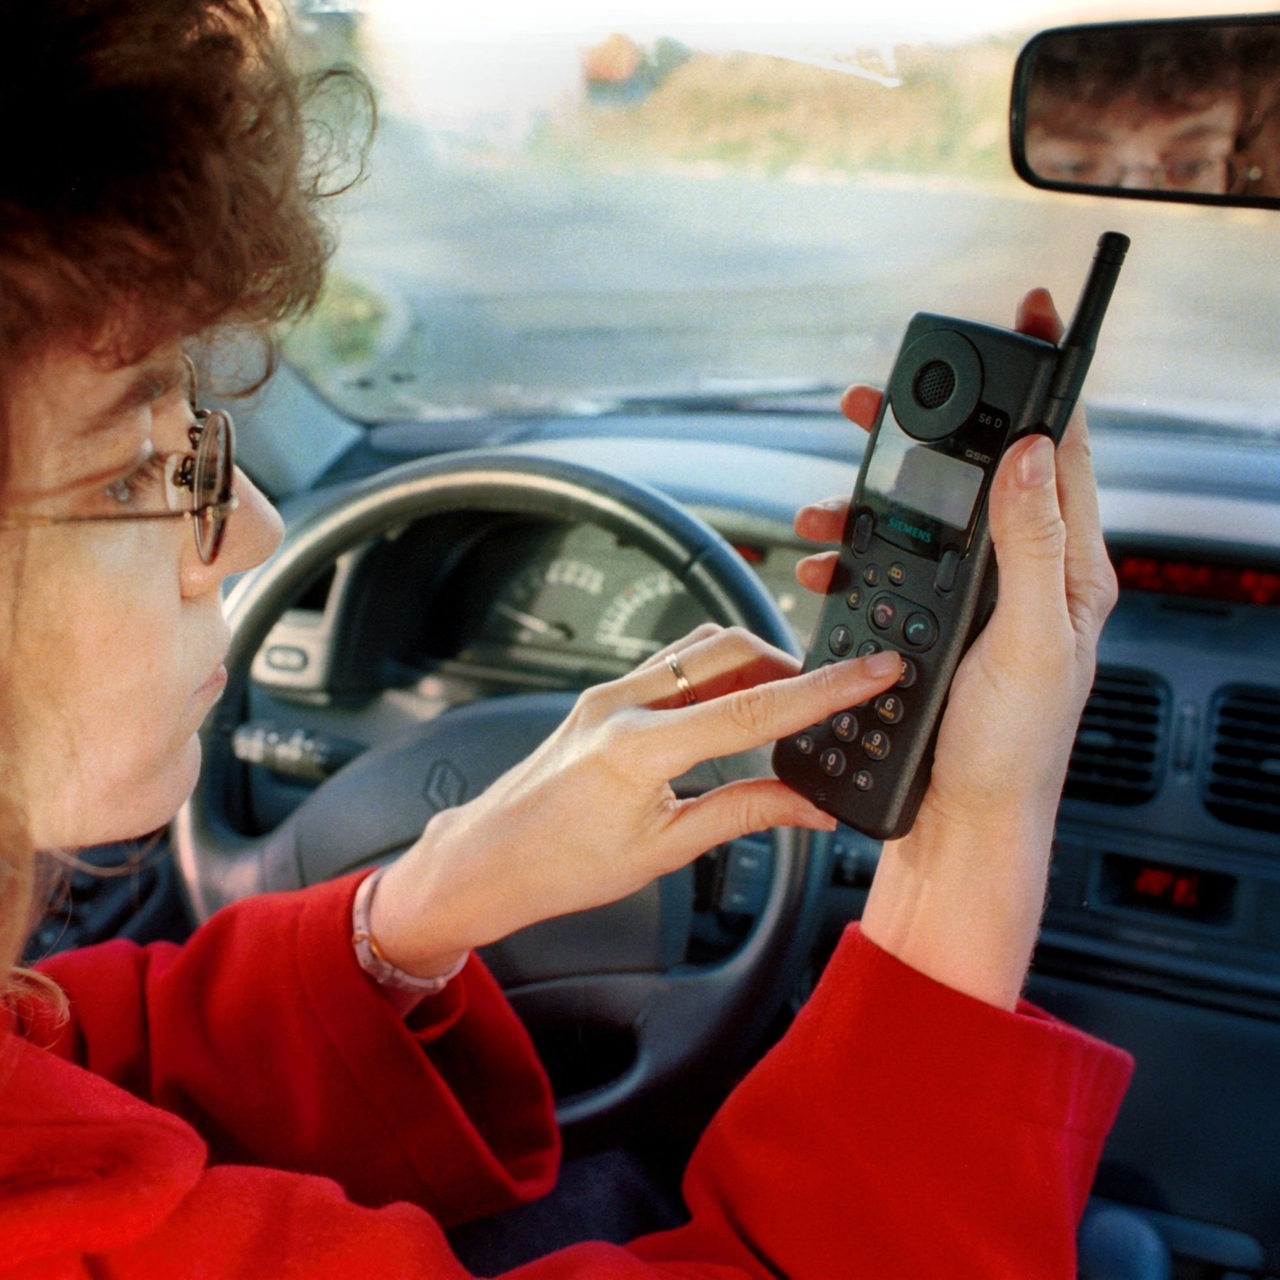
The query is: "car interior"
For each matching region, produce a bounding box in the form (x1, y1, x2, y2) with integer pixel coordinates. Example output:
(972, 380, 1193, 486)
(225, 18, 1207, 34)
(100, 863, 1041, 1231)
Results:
(28, 6, 1280, 1277)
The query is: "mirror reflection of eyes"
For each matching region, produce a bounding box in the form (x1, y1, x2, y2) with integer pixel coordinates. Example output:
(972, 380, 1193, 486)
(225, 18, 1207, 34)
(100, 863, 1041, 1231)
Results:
(1025, 100, 1241, 194)
(1028, 137, 1234, 192)
(1162, 147, 1234, 190)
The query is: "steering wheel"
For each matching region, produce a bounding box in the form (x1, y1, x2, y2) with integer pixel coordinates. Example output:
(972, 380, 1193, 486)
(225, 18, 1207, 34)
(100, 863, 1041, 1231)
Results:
(175, 450, 829, 1140)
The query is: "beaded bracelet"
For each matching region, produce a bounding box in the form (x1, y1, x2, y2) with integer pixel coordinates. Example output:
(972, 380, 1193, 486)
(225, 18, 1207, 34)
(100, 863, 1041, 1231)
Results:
(351, 866, 469, 995)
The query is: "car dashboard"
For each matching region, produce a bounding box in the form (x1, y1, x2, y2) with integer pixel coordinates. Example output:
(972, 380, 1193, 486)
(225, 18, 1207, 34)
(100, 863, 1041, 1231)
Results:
(239, 403, 1280, 1273)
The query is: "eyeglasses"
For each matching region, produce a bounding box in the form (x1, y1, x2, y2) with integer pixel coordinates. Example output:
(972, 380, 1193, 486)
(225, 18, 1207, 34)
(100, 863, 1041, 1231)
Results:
(1101, 156, 1237, 193)
(0, 407, 239, 566)
(1042, 153, 1243, 194)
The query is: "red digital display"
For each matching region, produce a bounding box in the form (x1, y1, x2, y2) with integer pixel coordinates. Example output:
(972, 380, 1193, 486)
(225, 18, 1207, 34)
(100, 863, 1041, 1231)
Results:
(1115, 553, 1280, 607)
(1131, 865, 1203, 910)
(1102, 853, 1234, 926)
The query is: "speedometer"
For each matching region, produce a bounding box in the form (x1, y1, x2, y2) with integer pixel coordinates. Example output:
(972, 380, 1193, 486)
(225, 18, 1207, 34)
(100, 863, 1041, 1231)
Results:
(595, 570, 706, 663)
(455, 524, 715, 673)
(479, 556, 605, 652)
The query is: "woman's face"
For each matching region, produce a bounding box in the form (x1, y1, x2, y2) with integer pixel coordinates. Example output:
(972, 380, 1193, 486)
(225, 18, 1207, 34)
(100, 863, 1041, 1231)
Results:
(0, 342, 283, 850)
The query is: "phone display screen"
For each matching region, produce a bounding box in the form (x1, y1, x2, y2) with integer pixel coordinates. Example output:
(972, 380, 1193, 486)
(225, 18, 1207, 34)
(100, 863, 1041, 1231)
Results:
(862, 404, 985, 531)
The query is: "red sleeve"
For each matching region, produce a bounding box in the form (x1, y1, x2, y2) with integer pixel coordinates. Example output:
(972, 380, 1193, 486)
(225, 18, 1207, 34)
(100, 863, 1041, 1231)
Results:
(618, 925, 1136, 1280)
(10, 923, 1131, 1278)
(33, 873, 559, 1223)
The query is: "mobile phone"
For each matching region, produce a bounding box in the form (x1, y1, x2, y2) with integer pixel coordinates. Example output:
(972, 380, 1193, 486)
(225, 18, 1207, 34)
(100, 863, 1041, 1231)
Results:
(773, 231, 1129, 841)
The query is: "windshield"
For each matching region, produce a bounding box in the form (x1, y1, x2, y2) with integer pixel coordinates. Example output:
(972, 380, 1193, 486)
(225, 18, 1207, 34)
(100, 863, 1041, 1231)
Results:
(284, 3, 1280, 437)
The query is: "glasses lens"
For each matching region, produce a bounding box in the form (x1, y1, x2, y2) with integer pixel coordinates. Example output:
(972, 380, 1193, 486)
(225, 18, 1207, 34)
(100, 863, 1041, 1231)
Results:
(192, 410, 234, 564)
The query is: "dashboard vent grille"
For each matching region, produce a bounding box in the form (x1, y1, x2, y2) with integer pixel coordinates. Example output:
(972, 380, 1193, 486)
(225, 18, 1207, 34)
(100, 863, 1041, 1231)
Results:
(1064, 669, 1168, 806)
(1203, 686, 1280, 832)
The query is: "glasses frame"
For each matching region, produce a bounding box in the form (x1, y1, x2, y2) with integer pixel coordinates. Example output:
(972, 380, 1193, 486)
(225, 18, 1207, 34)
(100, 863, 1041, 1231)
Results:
(0, 407, 239, 566)
(1069, 155, 1242, 195)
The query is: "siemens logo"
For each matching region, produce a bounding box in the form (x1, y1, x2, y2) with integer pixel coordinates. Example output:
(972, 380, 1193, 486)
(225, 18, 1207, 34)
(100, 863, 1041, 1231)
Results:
(888, 516, 932, 543)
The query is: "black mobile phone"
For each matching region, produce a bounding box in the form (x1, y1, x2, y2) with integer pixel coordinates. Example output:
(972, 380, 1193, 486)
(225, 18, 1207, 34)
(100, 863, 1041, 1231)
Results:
(773, 231, 1129, 841)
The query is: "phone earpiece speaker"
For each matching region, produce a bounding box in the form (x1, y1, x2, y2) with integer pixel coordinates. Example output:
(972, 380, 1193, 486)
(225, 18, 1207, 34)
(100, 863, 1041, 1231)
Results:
(913, 360, 957, 409)
(887, 329, 983, 442)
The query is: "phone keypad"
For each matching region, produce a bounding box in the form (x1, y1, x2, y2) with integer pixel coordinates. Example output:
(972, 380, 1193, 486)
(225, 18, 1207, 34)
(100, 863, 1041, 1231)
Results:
(902, 611, 939, 650)
(875, 693, 904, 724)
(832, 711, 859, 742)
(785, 548, 946, 803)
(856, 589, 939, 654)
(869, 596, 897, 631)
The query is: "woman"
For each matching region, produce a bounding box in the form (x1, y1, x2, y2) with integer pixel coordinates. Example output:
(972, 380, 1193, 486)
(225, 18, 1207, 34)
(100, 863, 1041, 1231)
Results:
(0, 1, 1131, 1276)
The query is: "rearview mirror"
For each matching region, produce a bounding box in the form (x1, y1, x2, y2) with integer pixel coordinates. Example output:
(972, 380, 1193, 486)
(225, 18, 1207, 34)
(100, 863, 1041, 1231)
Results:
(1011, 15, 1280, 209)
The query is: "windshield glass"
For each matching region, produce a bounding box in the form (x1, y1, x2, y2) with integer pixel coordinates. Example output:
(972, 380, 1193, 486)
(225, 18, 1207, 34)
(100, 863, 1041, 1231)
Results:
(284, 2, 1280, 437)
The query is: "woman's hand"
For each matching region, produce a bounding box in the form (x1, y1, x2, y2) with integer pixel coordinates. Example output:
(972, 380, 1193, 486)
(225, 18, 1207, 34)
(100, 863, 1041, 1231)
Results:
(793, 288, 1118, 1008)
(370, 627, 906, 978)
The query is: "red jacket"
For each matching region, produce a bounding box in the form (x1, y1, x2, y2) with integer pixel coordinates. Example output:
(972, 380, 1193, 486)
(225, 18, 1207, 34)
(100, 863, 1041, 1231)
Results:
(0, 873, 1132, 1278)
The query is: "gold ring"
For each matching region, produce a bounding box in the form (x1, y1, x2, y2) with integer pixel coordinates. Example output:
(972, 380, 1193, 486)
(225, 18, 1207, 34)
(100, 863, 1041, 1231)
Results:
(666, 652, 698, 705)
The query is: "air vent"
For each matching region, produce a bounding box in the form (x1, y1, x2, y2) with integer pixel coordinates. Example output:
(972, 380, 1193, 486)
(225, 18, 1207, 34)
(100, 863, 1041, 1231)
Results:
(1203, 686, 1280, 833)
(1064, 669, 1169, 806)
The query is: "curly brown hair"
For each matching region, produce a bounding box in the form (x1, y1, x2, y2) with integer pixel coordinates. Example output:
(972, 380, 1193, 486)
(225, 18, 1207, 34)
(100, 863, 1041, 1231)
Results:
(1026, 25, 1243, 122)
(0, 0, 366, 1007)
(0, 0, 361, 394)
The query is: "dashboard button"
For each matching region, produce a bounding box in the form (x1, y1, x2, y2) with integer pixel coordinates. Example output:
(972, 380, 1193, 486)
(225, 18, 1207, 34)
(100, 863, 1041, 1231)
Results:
(265, 645, 309, 673)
